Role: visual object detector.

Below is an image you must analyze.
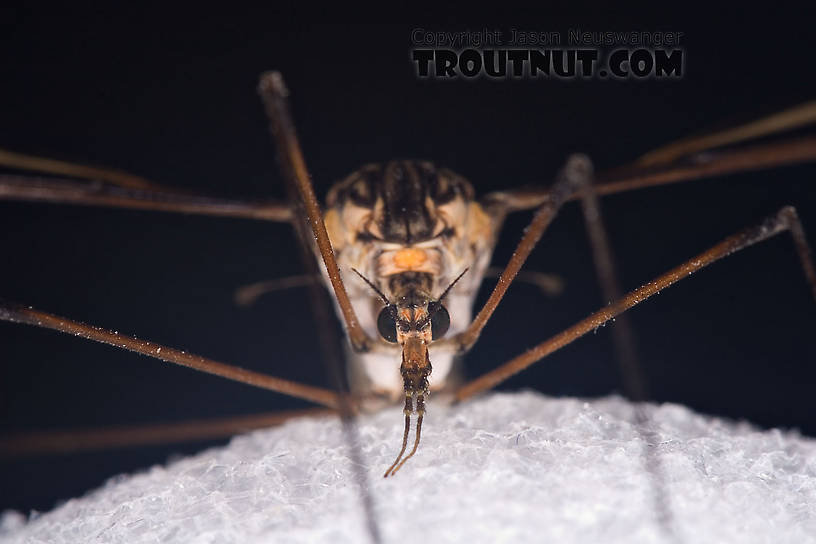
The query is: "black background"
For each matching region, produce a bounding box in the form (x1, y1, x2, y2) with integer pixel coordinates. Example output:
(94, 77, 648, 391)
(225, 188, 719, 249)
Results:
(1, 9, 815, 513)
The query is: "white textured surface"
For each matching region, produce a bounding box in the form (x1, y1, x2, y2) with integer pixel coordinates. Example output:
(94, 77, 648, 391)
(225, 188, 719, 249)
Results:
(2, 391, 816, 543)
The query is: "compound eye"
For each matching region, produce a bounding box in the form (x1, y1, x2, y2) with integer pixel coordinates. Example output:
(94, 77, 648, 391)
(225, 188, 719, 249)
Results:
(377, 306, 398, 343)
(429, 303, 450, 340)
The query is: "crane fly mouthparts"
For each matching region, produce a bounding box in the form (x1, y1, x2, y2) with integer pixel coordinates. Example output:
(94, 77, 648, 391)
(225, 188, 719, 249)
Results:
(383, 411, 412, 478)
(383, 337, 432, 476)
(383, 390, 427, 478)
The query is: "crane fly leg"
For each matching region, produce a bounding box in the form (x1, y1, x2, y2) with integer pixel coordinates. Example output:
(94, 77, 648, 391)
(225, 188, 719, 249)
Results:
(455, 205, 816, 402)
(0, 302, 342, 409)
(257, 72, 372, 353)
(480, 135, 816, 216)
(0, 408, 333, 458)
(0, 148, 294, 221)
(453, 154, 593, 352)
(574, 155, 676, 539)
(257, 72, 382, 543)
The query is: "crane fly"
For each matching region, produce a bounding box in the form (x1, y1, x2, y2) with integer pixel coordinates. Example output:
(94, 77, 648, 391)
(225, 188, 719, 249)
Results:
(1, 70, 816, 537)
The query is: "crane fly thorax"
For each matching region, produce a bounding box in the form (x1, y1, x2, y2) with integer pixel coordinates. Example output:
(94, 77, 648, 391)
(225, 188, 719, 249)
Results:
(323, 159, 493, 294)
(324, 159, 476, 247)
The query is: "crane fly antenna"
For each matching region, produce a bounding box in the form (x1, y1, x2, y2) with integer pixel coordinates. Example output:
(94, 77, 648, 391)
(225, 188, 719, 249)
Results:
(416, 269, 469, 330)
(351, 268, 390, 305)
(437, 268, 469, 302)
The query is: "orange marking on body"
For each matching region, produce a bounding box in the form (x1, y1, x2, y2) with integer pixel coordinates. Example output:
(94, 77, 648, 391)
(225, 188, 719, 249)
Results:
(393, 248, 428, 270)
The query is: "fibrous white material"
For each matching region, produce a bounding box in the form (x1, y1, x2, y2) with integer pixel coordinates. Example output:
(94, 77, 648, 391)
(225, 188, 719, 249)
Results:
(2, 391, 816, 543)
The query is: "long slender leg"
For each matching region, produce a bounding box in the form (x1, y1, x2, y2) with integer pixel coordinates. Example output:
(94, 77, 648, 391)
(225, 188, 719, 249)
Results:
(234, 275, 320, 305)
(455, 135, 815, 352)
(0, 408, 331, 458)
(0, 147, 173, 190)
(257, 72, 372, 352)
(482, 136, 816, 214)
(0, 301, 341, 409)
(576, 163, 648, 401)
(635, 100, 816, 167)
(455, 205, 816, 401)
(576, 159, 678, 541)
(485, 102, 816, 214)
(257, 72, 381, 544)
(596, 136, 816, 199)
(453, 154, 592, 352)
(0, 174, 293, 221)
(0, 145, 294, 220)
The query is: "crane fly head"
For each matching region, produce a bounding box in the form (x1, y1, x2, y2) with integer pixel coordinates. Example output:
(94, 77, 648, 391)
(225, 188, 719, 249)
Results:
(352, 267, 467, 476)
(352, 268, 467, 391)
